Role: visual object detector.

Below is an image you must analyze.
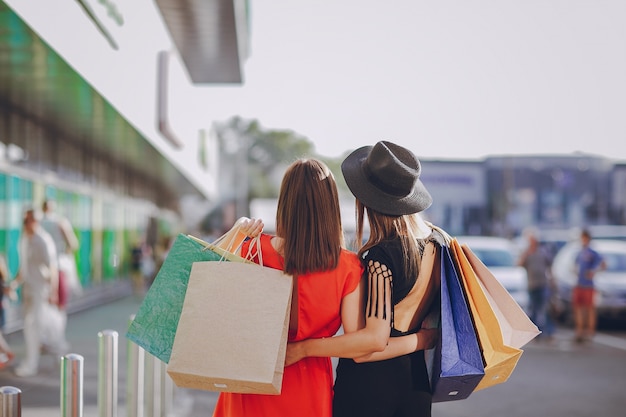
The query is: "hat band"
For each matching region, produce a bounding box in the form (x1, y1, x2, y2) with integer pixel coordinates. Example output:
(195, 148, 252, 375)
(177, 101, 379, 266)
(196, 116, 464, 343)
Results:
(363, 163, 411, 198)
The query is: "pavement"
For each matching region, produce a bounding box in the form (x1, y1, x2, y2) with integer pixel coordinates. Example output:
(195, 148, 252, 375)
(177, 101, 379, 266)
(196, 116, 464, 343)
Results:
(3, 289, 623, 417)
(0, 293, 220, 416)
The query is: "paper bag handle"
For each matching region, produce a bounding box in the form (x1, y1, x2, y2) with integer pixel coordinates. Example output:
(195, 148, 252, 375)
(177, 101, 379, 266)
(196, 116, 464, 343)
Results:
(203, 218, 268, 267)
(211, 222, 247, 255)
(241, 236, 267, 267)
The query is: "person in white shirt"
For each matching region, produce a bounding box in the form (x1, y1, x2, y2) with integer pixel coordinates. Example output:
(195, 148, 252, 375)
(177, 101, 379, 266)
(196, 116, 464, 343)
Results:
(12, 209, 65, 377)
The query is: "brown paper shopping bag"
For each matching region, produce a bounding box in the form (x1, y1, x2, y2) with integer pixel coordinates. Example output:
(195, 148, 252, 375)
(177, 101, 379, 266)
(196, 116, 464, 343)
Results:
(450, 239, 522, 391)
(461, 244, 540, 349)
(167, 259, 293, 394)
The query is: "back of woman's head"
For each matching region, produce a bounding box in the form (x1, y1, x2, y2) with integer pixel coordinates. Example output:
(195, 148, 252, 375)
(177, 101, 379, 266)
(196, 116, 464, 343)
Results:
(356, 199, 421, 280)
(276, 159, 343, 275)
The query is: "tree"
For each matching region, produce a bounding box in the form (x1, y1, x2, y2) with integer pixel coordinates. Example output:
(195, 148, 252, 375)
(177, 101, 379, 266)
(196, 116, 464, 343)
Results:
(215, 116, 317, 199)
(202, 116, 352, 234)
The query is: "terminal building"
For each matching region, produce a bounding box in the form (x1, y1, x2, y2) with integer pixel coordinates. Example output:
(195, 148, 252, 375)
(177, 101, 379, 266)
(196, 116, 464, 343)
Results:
(0, 0, 250, 329)
(421, 154, 626, 238)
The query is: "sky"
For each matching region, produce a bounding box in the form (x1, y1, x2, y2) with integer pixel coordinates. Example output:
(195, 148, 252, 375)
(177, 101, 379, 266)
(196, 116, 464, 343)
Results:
(192, 0, 626, 160)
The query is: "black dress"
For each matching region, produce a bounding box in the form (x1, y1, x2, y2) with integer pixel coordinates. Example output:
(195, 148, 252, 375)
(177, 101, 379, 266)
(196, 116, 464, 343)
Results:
(333, 233, 441, 417)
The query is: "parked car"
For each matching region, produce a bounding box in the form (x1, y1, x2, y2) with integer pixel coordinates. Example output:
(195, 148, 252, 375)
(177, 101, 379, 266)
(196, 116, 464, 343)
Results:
(551, 239, 626, 320)
(456, 236, 529, 312)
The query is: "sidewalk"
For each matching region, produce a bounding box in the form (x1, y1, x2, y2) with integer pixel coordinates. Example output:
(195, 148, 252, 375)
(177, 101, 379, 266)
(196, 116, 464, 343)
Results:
(0, 294, 219, 416)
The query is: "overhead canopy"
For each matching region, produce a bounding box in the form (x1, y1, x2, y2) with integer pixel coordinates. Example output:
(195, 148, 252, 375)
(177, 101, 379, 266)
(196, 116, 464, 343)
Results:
(0, 2, 205, 201)
(155, 0, 250, 84)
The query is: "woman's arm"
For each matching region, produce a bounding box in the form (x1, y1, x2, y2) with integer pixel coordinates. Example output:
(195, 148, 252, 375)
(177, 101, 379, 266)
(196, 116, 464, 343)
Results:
(353, 327, 438, 362)
(287, 304, 438, 364)
(286, 247, 440, 365)
(286, 259, 394, 364)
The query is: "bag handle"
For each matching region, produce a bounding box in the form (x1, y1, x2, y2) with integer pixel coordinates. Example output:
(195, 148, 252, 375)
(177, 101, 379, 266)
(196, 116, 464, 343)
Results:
(241, 235, 266, 267)
(186, 224, 254, 265)
(211, 222, 246, 255)
(205, 219, 267, 267)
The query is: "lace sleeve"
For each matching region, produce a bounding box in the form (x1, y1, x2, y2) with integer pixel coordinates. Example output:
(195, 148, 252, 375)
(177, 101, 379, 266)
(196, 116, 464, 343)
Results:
(366, 259, 392, 321)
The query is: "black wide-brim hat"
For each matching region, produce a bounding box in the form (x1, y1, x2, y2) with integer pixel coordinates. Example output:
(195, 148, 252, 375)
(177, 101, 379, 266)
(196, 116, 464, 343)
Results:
(341, 141, 432, 216)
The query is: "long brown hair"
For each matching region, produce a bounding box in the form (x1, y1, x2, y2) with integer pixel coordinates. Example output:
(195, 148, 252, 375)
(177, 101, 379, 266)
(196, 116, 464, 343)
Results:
(276, 159, 344, 275)
(354, 199, 421, 281)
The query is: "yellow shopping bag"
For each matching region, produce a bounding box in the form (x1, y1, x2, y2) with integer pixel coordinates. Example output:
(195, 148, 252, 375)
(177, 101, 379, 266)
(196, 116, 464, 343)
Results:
(450, 239, 522, 391)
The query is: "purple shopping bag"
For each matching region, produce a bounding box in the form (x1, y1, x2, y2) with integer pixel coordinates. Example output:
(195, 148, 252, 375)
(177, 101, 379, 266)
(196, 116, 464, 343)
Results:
(429, 245, 485, 402)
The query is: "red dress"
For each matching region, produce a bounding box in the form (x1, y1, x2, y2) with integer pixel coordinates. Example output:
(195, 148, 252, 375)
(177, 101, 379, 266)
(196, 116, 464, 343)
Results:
(212, 234, 363, 417)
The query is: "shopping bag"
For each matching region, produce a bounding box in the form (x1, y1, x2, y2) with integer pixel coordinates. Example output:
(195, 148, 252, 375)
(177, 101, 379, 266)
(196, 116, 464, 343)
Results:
(166, 259, 293, 394)
(430, 245, 485, 402)
(39, 302, 66, 350)
(450, 239, 522, 391)
(461, 244, 540, 348)
(58, 253, 82, 298)
(126, 233, 249, 363)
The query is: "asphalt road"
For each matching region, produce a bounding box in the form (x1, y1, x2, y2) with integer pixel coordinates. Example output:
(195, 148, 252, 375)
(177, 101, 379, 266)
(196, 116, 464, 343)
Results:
(1, 296, 625, 417)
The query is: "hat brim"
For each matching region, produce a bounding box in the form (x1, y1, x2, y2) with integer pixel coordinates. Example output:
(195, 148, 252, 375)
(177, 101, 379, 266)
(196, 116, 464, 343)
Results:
(341, 145, 433, 216)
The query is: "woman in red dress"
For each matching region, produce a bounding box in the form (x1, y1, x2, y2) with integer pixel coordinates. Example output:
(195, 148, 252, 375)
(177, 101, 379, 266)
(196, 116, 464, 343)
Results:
(212, 158, 363, 417)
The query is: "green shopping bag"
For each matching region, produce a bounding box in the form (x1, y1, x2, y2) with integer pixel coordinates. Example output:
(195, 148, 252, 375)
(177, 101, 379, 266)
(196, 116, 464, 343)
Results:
(126, 233, 249, 363)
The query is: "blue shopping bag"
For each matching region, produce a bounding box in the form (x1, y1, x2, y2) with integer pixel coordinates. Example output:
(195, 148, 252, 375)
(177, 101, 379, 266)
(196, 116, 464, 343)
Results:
(430, 245, 485, 402)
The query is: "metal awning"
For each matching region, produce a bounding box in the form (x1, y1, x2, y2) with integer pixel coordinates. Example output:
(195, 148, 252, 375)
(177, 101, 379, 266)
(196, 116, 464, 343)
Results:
(154, 0, 250, 84)
(0, 2, 202, 201)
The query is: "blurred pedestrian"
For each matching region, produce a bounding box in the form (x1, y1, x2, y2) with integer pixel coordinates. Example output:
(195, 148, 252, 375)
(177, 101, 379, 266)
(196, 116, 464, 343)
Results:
(130, 237, 157, 295)
(40, 199, 79, 350)
(130, 238, 145, 296)
(517, 228, 555, 341)
(140, 243, 156, 286)
(0, 253, 15, 370)
(11, 209, 65, 377)
(573, 228, 606, 343)
(40, 200, 81, 303)
(152, 235, 172, 287)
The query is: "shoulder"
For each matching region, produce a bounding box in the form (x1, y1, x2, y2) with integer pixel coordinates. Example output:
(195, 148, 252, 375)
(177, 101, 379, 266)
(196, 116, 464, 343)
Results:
(429, 229, 448, 247)
(339, 249, 362, 268)
(242, 233, 275, 254)
(363, 241, 397, 264)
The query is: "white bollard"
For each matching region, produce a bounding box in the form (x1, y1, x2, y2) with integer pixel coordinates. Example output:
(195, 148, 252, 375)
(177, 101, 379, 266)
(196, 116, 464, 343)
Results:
(159, 362, 174, 417)
(0, 386, 21, 417)
(60, 353, 84, 417)
(126, 315, 145, 417)
(98, 330, 118, 417)
(144, 353, 161, 417)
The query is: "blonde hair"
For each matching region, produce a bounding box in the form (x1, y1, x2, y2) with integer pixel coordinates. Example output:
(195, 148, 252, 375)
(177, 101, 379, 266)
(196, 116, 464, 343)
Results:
(354, 200, 422, 281)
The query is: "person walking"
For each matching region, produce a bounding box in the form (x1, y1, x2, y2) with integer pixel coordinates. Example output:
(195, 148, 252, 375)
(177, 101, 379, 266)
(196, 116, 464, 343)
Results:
(40, 200, 75, 354)
(0, 253, 15, 370)
(518, 228, 555, 340)
(573, 228, 606, 343)
(286, 141, 444, 417)
(11, 209, 63, 377)
(40, 199, 81, 306)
